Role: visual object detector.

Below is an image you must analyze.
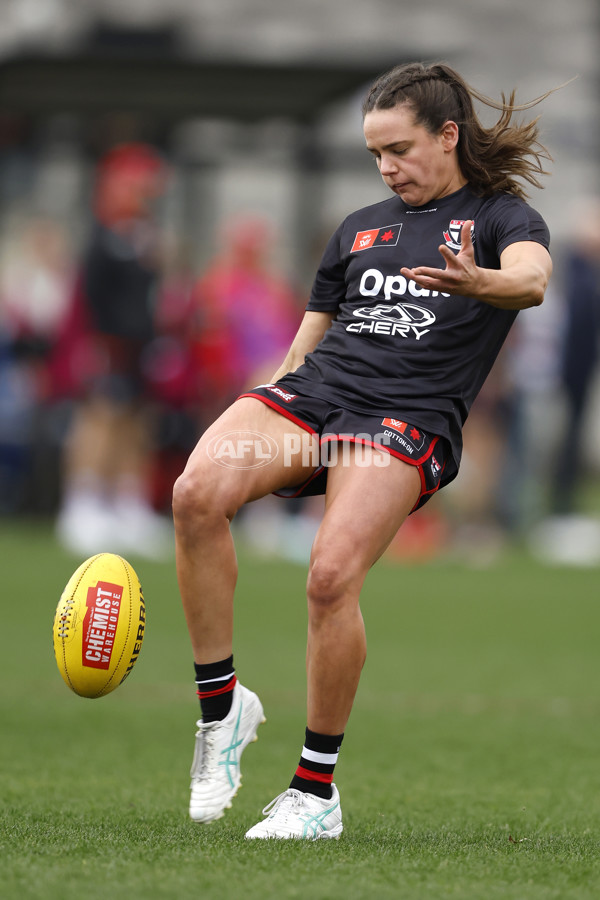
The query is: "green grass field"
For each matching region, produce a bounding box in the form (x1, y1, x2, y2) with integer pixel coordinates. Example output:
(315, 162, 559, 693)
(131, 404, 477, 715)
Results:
(1, 519, 599, 899)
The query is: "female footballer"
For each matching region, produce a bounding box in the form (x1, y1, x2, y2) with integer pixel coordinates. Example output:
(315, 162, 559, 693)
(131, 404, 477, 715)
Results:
(174, 61, 554, 839)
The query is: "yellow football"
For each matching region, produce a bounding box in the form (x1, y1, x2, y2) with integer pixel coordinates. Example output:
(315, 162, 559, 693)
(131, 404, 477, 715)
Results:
(53, 553, 146, 698)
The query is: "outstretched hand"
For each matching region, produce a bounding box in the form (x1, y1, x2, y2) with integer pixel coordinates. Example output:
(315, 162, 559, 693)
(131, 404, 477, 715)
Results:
(401, 220, 480, 296)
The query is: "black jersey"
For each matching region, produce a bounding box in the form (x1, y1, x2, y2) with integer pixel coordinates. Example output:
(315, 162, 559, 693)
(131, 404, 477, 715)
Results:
(83, 223, 156, 343)
(280, 183, 550, 484)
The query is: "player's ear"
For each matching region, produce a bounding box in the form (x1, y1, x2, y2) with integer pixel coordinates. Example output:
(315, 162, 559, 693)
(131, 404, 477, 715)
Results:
(440, 121, 459, 152)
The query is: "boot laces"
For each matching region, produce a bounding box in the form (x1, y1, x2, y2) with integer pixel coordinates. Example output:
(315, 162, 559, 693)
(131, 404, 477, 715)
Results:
(262, 789, 305, 818)
(191, 721, 220, 780)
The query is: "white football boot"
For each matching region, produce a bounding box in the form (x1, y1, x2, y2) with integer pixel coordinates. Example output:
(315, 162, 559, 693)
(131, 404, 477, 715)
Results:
(244, 784, 343, 840)
(189, 682, 265, 823)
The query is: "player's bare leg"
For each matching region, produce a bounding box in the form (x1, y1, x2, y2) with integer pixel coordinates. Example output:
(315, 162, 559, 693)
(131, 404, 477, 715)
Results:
(306, 445, 420, 734)
(173, 397, 316, 663)
(173, 397, 318, 824)
(245, 445, 421, 839)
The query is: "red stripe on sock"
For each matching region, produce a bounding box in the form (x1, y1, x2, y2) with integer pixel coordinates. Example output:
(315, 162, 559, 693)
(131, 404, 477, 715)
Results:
(196, 674, 237, 699)
(295, 765, 333, 784)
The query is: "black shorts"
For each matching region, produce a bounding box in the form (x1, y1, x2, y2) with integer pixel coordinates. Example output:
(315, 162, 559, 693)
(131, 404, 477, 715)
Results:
(239, 383, 448, 513)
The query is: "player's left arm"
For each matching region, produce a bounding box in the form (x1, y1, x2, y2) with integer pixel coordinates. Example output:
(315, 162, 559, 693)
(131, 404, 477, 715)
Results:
(401, 220, 552, 310)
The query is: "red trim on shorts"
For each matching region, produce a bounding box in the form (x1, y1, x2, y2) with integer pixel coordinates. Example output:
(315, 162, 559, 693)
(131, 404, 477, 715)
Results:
(295, 765, 334, 784)
(418, 459, 447, 499)
(409, 455, 446, 512)
(320, 432, 438, 467)
(238, 392, 317, 436)
(239, 391, 324, 499)
(196, 675, 237, 699)
(238, 392, 445, 512)
(321, 434, 439, 515)
(319, 433, 439, 513)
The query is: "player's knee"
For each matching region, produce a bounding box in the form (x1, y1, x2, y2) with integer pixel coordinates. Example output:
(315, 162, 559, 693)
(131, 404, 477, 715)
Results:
(306, 552, 358, 612)
(172, 470, 206, 530)
(172, 466, 238, 534)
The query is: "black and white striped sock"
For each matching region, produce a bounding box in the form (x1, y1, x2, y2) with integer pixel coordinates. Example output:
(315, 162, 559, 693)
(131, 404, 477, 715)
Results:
(289, 727, 344, 800)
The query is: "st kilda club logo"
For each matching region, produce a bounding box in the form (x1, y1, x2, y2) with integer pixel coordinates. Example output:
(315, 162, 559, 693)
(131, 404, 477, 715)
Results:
(442, 219, 475, 251)
(351, 224, 402, 253)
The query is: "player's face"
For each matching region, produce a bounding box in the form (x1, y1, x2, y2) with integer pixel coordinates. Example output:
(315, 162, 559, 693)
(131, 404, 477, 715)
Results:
(363, 104, 466, 206)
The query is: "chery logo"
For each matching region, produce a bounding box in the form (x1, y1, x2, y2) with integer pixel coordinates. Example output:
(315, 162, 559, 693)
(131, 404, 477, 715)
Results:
(347, 302, 436, 340)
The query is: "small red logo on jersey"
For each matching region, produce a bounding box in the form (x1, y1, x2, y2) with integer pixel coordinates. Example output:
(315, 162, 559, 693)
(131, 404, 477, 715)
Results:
(351, 224, 402, 252)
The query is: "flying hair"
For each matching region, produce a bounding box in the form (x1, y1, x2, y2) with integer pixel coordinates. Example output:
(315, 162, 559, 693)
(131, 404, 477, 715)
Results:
(362, 62, 570, 200)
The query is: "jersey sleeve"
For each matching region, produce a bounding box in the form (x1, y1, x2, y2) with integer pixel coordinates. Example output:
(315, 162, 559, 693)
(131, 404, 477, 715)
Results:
(306, 224, 347, 312)
(480, 194, 550, 259)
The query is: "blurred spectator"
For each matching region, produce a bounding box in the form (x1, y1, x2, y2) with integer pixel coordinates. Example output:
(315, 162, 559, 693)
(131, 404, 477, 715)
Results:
(190, 213, 323, 561)
(433, 282, 564, 562)
(495, 282, 565, 534)
(0, 217, 73, 345)
(55, 143, 174, 558)
(0, 216, 75, 513)
(142, 235, 199, 512)
(529, 201, 600, 564)
(190, 214, 300, 421)
(552, 203, 600, 514)
(437, 355, 511, 563)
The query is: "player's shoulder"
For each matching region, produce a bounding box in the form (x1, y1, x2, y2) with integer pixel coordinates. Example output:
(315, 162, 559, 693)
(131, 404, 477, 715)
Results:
(475, 190, 550, 251)
(477, 190, 545, 222)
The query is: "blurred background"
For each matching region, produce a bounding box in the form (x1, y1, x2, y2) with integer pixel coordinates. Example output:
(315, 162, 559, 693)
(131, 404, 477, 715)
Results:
(0, 0, 599, 565)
